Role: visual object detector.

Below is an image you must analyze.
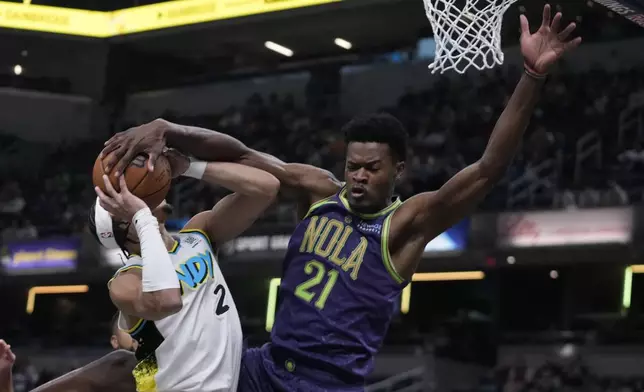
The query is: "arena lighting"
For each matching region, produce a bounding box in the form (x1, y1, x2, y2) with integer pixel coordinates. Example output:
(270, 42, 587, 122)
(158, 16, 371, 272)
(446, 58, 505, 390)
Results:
(265, 271, 485, 331)
(400, 271, 485, 314)
(264, 41, 294, 57)
(622, 265, 644, 311)
(631, 264, 644, 273)
(334, 38, 352, 50)
(26, 285, 89, 314)
(623, 266, 633, 310)
(0, 0, 341, 37)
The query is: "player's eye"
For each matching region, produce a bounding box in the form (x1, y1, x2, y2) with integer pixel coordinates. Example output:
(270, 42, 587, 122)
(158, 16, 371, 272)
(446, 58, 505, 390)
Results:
(346, 163, 359, 171)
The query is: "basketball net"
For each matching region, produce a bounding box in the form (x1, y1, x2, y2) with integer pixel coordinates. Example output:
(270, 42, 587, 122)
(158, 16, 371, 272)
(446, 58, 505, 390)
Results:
(423, 0, 519, 74)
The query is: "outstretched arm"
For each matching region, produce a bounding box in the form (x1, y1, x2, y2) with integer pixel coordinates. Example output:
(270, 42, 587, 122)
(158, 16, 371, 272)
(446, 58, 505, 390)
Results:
(388, 5, 581, 280)
(168, 150, 281, 244)
(101, 122, 342, 208)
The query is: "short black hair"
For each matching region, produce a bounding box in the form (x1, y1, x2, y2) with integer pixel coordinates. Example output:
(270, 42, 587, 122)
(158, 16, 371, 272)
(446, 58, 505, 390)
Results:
(342, 112, 409, 162)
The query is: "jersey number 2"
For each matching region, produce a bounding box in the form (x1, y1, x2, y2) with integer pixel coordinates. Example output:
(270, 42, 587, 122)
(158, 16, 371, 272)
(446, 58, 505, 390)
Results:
(294, 260, 338, 310)
(214, 284, 230, 316)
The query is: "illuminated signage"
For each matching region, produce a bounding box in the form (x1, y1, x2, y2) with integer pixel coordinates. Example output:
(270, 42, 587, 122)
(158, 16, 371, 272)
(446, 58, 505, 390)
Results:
(2, 238, 79, 274)
(497, 207, 633, 248)
(424, 219, 468, 253)
(0, 0, 340, 37)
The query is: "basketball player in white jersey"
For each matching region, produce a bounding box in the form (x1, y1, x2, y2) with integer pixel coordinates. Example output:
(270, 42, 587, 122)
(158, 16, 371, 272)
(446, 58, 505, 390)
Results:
(90, 149, 280, 392)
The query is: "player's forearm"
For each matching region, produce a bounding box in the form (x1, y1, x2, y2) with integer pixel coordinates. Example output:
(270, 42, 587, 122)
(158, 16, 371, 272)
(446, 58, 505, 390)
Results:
(201, 162, 280, 198)
(162, 120, 252, 163)
(160, 119, 300, 187)
(0, 370, 13, 392)
(478, 73, 544, 178)
(133, 208, 182, 319)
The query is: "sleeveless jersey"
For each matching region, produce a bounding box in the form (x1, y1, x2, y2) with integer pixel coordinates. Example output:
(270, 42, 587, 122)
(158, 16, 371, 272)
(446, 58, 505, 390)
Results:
(110, 229, 243, 392)
(270, 187, 408, 387)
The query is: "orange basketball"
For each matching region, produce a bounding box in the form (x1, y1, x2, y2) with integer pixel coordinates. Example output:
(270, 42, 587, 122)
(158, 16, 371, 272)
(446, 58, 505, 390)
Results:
(92, 153, 172, 209)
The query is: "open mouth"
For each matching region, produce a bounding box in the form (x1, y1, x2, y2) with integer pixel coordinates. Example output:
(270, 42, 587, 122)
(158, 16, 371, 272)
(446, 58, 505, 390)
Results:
(350, 187, 366, 198)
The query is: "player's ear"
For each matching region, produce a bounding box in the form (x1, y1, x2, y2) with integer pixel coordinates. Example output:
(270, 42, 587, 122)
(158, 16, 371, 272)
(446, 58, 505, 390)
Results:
(394, 161, 405, 182)
(110, 335, 119, 349)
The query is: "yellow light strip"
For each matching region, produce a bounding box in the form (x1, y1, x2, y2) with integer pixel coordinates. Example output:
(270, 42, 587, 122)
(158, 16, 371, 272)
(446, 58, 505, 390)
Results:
(413, 271, 485, 282)
(400, 284, 411, 314)
(631, 264, 644, 274)
(623, 266, 633, 310)
(265, 278, 281, 332)
(265, 271, 485, 330)
(26, 285, 89, 314)
(0, 0, 341, 37)
(400, 271, 485, 314)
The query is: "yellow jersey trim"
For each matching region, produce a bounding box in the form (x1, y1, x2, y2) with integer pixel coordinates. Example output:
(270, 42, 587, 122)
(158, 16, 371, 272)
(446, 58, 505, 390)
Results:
(124, 318, 146, 335)
(339, 187, 402, 219)
(381, 212, 405, 284)
(304, 195, 338, 219)
(107, 264, 143, 288)
(179, 228, 213, 250)
(168, 240, 179, 254)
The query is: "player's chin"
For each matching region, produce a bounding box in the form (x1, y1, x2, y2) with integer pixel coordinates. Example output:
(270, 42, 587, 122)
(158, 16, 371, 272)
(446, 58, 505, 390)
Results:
(348, 196, 372, 212)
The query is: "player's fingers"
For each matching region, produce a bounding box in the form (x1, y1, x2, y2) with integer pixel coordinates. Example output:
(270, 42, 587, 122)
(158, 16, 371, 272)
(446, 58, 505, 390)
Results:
(100, 143, 121, 160)
(147, 152, 158, 172)
(98, 199, 118, 215)
(102, 174, 120, 198)
(103, 145, 125, 172)
(563, 36, 582, 52)
(103, 136, 116, 148)
(541, 4, 551, 29)
(519, 14, 530, 37)
(118, 175, 131, 195)
(113, 150, 135, 178)
(550, 12, 562, 33)
(96, 187, 118, 211)
(558, 22, 577, 41)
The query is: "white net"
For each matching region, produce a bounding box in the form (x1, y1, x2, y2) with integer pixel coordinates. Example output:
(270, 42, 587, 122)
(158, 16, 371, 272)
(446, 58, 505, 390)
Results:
(423, 0, 519, 74)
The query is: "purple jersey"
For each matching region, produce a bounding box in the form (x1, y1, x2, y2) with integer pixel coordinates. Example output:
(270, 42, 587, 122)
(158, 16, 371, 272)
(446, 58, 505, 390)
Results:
(269, 186, 408, 388)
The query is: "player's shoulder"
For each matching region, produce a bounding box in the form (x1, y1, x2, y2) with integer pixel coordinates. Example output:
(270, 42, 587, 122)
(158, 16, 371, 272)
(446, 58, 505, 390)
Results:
(118, 254, 143, 271)
(175, 228, 214, 251)
(108, 254, 143, 287)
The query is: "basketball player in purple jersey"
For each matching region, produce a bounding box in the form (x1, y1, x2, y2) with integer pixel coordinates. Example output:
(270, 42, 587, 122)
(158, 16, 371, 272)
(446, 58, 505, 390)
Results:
(102, 5, 580, 390)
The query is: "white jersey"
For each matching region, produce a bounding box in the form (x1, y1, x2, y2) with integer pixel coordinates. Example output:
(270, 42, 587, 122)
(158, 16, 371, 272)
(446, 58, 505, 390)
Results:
(111, 229, 243, 392)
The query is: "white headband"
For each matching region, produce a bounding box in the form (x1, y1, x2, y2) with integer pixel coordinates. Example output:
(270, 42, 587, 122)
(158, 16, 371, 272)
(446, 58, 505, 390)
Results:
(94, 197, 120, 249)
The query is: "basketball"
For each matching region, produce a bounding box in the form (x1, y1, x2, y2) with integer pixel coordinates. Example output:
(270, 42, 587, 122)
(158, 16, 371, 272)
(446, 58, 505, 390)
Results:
(92, 153, 172, 209)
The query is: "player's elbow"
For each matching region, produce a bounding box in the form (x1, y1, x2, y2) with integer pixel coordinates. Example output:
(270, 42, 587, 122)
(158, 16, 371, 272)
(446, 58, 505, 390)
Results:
(142, 290, 183, 320)
(251, 173, 280, 201)
(477, 157, 507, 182)
(263, 174, 281, 200)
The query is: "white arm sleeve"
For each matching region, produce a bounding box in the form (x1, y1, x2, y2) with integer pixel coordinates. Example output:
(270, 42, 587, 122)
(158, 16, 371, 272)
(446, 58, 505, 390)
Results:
(133, 208, 180, 292)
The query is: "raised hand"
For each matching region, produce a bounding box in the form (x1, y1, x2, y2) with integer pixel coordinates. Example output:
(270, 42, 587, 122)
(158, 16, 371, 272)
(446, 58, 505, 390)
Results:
(100, 119, 170, 177)
(95, 175, 149, 222)
(520, 4, 582, 75)
(0, 339, 15, 375)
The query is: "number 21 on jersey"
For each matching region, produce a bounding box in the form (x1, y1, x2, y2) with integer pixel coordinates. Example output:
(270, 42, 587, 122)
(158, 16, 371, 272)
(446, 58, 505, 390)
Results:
(294, 260, 338, 310)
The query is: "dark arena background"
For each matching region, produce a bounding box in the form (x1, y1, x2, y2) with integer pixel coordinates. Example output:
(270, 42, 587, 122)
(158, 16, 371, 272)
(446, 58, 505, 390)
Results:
(1, 0, 644, 390)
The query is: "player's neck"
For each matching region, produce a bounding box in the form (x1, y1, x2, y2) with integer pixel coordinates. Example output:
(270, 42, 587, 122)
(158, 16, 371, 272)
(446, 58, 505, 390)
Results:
(160, 230, 176, 251)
